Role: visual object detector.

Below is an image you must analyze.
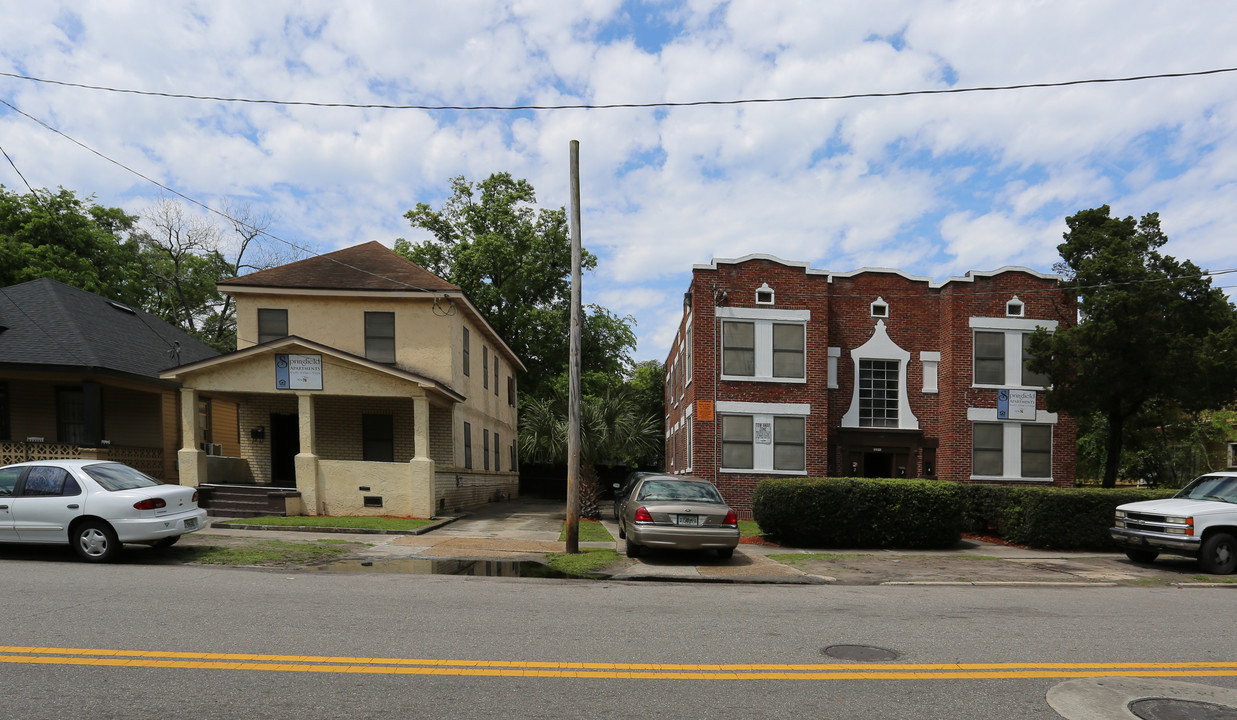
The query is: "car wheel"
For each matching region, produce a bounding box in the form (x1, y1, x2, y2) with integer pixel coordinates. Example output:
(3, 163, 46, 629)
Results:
(1123, 548, 1158, 564)
(73, 520, 120, 562)
(1198, 533, 1237, 575)
(717, 547, 734, 560)
(152, 536, 180, 549)
(625, 539, 641, 558)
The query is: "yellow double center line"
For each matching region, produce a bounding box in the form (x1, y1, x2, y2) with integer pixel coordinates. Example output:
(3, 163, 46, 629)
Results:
(2, 646, 1235, 680)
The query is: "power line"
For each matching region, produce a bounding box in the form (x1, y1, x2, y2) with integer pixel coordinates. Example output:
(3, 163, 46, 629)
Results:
(0, 97, 449, 297)
(3, 66, 1236, 111)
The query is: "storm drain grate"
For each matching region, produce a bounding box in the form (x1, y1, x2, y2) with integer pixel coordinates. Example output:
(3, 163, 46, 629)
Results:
(822, 645, 899, 662)
(1129, 699, 1237, 720)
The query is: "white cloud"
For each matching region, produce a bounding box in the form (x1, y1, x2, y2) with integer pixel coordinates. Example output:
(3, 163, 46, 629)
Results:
(3, 0, 1236, 363)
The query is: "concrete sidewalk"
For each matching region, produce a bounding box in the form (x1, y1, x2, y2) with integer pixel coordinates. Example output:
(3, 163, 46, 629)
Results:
(196, 498, 1235, 586)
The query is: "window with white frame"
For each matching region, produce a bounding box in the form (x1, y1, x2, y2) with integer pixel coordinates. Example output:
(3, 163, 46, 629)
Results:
(718, 307, 808, 382)
(970, 317, 1058, 389)
(755, 283, 775, 305)
(870, 297, 889, 318)
(717, 402, 810, 473)
(841, 320, 919, 430)
(722, 321, 755, 376)
(685, 323, 692, 385)
(971, 420, 1054, 480)
(858, 360, 899, 428)
(721, 415, 753, 469)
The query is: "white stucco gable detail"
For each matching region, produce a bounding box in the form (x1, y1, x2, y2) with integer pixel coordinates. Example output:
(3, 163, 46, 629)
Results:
(841, 320, 919, 430)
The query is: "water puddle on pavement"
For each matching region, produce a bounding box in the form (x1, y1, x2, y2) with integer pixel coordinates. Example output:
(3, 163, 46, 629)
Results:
(307, 557, 588, 579)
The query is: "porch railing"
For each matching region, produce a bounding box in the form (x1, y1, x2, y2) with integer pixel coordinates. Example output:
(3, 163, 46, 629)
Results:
(0, 441, 163, 479)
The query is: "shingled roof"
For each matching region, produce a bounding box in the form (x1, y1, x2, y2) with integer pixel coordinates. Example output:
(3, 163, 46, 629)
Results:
(0, 278, 219, 379)
(218, 241, 459, 293)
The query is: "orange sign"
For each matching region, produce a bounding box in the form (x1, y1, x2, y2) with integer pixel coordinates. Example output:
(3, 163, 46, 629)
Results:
(697, 401, 713, 421)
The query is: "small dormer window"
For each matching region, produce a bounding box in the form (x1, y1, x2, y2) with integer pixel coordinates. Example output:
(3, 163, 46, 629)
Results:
(1006, 296, 1025, 317)
(870, 297, 889, 318)
(755, 283, 775, 305)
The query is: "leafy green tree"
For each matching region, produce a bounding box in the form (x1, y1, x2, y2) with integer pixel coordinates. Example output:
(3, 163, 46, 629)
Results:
(519, 387, 662, 518)
(0, 186, 147, 306)
(1028, 206, 1237, 487)
(396, 172, 635, 398)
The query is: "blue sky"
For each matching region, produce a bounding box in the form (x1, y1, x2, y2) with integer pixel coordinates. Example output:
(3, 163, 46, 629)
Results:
(2, 1, 1235, 365)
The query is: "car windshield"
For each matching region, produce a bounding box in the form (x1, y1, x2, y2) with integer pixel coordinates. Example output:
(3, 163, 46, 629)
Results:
(1175, 475, 1237, 504)
(84, 463, 163, 491)
(636, 480, 724, 504)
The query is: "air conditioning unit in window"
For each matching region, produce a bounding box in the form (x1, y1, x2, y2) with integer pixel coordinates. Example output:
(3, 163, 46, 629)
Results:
(199, 442, 223, 456)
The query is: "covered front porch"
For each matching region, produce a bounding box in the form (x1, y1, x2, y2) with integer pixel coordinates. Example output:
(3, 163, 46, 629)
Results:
(162, 337, 471, 518)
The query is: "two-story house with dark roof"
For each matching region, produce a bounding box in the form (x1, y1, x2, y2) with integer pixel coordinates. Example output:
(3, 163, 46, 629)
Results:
(664, 254, 1077, 517)
(160, 241, 522, 518)
(0, 278, 225, 480)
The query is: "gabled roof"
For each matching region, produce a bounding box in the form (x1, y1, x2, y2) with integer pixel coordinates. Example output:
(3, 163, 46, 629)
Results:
(0, 278, 218, 379)
(218, 241, 459, 293)
(159, 335, 466, 404)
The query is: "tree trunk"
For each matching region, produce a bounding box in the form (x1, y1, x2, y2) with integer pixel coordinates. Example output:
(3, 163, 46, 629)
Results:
(1103, 409, 1124, 489)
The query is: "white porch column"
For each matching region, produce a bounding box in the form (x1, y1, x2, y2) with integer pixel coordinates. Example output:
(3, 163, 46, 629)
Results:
(177, 387, 207, 487)
(409, 394, 435, 518)
(294, 392, 323, 515)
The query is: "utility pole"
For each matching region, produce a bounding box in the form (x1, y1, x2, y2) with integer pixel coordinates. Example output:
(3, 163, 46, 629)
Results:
(565, 140, 583, 554)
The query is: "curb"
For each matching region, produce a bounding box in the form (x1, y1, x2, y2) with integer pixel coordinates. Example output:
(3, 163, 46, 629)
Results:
(209, 515, 463, 536)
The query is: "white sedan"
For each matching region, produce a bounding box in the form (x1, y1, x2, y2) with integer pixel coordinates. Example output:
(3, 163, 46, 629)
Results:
(0, 459, 208, 562)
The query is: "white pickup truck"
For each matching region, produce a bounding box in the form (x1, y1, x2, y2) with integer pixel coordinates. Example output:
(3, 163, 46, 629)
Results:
(1110, 471, 1237, 574)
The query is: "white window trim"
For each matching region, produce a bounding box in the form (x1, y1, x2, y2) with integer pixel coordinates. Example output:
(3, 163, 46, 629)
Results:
(841, 321, 919, 430)
(683, 403, 693, 473)
(921, 351, 940, 394)
(827, 347, 841, 389)
(716, 403, 810, 476)
(969, 317, 1057, 390)
(1006, 295, 1025, 317)
(716, 307, 810, 322)
(870, 296, 889, 318)
(968, 416, 1055, 482)
(755, 283, 775, 305)
(684, 318, 693, 386)
(718, 312, 809, 384)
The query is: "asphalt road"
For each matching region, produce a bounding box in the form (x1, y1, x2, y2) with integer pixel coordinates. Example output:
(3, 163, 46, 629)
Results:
(1, 558, 1234, 719)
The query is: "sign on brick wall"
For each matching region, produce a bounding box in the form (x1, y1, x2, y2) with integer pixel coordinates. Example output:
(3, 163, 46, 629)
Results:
(997, 389, 1036, 420)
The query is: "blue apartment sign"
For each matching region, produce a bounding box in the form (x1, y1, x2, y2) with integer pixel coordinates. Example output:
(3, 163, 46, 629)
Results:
(997, 388, 1036, 420)
(275, 354, 323, 390)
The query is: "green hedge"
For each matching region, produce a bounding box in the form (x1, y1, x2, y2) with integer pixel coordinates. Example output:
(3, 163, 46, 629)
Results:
(752, 478, 962, 549)
(752, 478, 1177, 551)
(959, 485, 1175, 550)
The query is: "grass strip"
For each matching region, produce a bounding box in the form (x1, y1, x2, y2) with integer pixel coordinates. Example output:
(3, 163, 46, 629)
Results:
(738, 520, 763, 538)
(545, 547, 620, 576)
(219, 515, 435, 531)
(175, 540, 364, 567)
(558, 520, 614, 542)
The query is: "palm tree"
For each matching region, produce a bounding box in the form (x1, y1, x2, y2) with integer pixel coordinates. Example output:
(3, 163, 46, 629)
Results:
(519, 388, 661, 518)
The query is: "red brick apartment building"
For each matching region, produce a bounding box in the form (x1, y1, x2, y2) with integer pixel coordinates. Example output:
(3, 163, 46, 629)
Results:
(664, 254, 1077, 517)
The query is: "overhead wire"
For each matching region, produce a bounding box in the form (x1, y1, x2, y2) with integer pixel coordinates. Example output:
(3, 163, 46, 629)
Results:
(0, 97, 452, 298)
(2, 64, 1234, 307)
(3, 66, 1236, 111)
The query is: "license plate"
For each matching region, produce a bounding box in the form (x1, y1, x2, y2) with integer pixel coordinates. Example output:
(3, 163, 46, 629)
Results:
(184, 517, 197, 530)
(676, 515, 699, 526)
